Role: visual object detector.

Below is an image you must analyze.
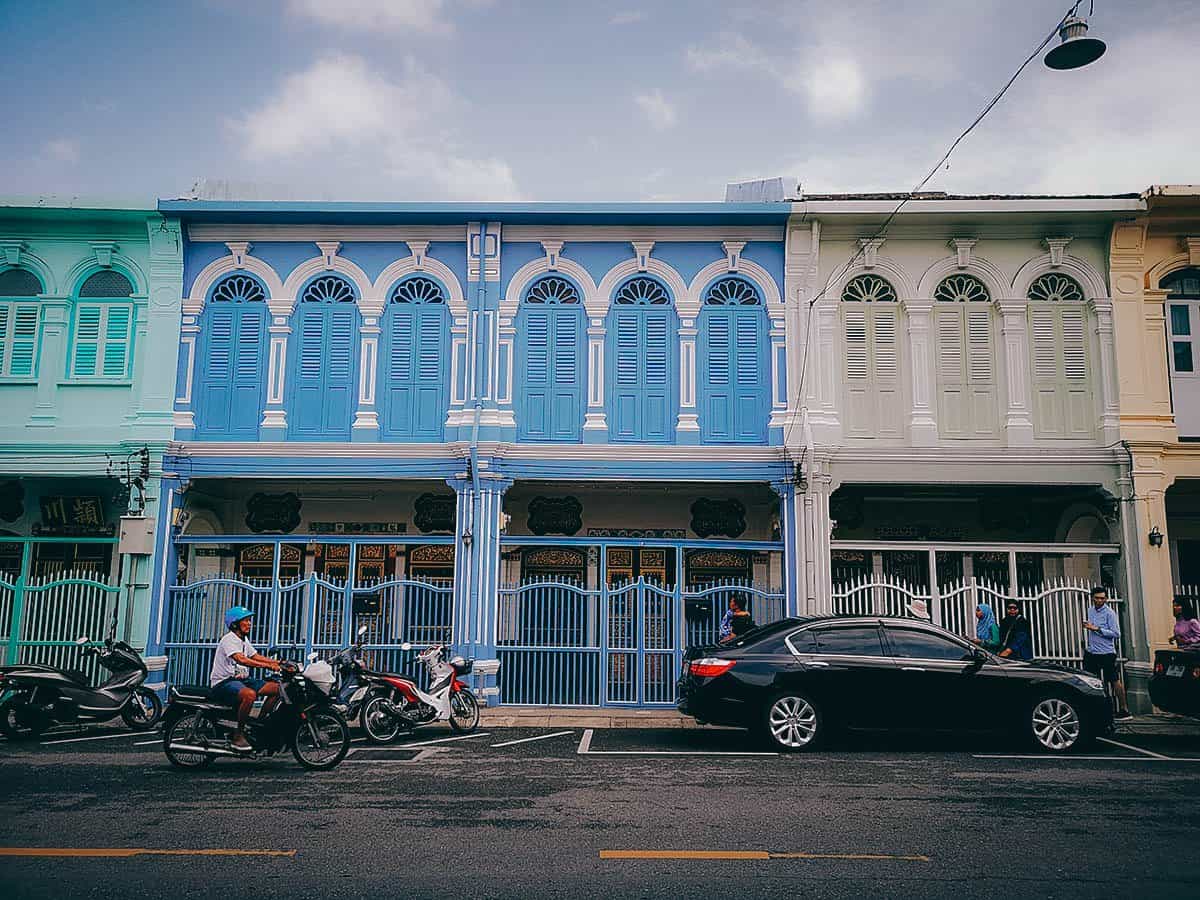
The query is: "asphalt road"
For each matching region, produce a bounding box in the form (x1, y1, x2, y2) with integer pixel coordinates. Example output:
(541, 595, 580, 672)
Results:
(2, 725, 1199, 899)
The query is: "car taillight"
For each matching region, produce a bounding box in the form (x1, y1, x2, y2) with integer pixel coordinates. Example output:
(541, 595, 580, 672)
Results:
(690, 658, 736, 678)
(1192, 667, 1200, 680)
(1154, 662, 1164, 675)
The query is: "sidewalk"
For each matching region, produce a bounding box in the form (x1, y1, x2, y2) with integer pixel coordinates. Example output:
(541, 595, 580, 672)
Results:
(481, 706, 1200, 734)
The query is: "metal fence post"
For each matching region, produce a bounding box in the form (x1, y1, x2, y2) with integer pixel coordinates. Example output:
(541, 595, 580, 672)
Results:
(5, 541, 33, 664)
(599, 545, 609, 707)
(304, 571, 317, 660)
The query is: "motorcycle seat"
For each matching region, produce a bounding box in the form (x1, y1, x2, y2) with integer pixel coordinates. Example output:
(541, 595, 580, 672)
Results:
(63, 669, 92, 686)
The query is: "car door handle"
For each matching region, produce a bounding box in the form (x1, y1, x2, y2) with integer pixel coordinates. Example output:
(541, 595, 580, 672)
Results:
(901, 666, 926, 672)
(806, 661, 830, 668)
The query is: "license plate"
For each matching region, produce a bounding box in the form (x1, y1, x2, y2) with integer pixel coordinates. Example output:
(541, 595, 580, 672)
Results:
(350, 686, 368, 701)
(1167, 664, 1185, 678)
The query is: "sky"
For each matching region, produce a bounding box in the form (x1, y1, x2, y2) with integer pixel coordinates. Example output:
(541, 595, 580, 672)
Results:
(1, 0, 1197, 203)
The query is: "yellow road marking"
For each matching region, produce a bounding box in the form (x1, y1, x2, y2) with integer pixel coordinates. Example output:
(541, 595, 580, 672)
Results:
(600, 849, 929, 862)
(0, 848, 296, 858)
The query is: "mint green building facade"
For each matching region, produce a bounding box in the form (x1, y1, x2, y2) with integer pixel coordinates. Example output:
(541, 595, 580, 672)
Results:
(0, 201, 181, 671)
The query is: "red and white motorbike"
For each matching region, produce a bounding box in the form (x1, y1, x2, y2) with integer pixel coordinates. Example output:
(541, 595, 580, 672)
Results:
(359, 642, 480, 743)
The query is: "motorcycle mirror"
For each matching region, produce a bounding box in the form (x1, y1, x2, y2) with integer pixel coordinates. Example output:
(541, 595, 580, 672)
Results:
(401, 642, 413, 651)
(75, 636, 90, 645)
(306, 652, 319, 663)
(357, 625, 368, 637)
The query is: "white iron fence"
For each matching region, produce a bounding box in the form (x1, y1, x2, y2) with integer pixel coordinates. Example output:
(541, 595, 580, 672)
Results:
(831, 575, 1125, 664)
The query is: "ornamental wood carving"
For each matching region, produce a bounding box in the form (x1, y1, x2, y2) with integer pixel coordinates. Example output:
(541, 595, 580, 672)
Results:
(527, 496, 583, 536)
(689, 498, 746, 539)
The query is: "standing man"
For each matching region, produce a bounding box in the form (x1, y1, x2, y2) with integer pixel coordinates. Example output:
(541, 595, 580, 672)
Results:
(1083, 586, 1132, 720)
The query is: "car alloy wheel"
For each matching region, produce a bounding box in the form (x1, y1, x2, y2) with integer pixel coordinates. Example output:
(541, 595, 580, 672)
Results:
(1031, 696, 1082, 752)
(767, 695, 818, 750)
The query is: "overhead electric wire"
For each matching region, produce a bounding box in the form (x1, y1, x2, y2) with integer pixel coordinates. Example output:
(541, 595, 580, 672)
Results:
(780, 0, 1089, 474)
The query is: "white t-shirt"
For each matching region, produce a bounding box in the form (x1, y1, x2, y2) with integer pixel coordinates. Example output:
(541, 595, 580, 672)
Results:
(210, 632, 257, 686)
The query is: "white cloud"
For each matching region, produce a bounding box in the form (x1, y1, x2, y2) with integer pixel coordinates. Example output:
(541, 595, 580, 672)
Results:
(609, 11, 646, 26)
(44, 139, 80, 164)
(634, 89, 677, 131)
(229, 54, 520, 200)
(286, 0, 456, 35)
(800, 55, 867, 121)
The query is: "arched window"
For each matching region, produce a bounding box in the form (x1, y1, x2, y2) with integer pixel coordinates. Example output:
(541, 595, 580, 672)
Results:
(1027, 273, 1092, 437)
(841, 274, 901, 438)
(381, 276, 448, 441)
(288, 275, 359, 440)
(607, 276, 676, 442)
(0, 268, 43, 378)
(196, 273, 268, 438)
(518, 276, 584, 441)
(1165, 267, 1200, 377)
(933, 274, 997, 437)
(70, 270, 135, 379)
(699, 277, 767, 442)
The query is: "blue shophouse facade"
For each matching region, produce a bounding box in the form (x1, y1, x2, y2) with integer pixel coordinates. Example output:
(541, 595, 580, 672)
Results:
(154, 202, 801, 706)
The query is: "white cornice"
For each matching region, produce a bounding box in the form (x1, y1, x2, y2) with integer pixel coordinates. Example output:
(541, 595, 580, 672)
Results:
(830, 446, 1122, 466)
(186, 224, 466, 243)
(793, 199, 1144, 215)
(503, 226, 784, 243)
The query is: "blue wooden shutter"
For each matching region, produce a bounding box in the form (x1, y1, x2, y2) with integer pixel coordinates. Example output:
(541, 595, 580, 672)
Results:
(199, 306, 234, 433)
(523, 310, 550, 439)
(7, 304, 40, 377)
(386, 309, 414, 436)
(293, 308, 326, 434)
(551, 310, 582, 440)
(415, 308, 443, 437)
(733, 311, 762, 440)
(230, 308, 264, 435)
(703, 313, 732, 439)
(612, 311, 640, 439)
(642, 310, 670, 441)
(324, 305, 356, 434)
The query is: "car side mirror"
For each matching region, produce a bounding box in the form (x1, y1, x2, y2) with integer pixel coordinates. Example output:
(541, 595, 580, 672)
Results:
(970, 648, 987, 666)
(357, 625, 368, 637)
(401, 642, 413, 651)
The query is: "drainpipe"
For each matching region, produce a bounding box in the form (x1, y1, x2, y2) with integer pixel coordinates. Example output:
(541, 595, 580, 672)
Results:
(466, 223, 487, 661)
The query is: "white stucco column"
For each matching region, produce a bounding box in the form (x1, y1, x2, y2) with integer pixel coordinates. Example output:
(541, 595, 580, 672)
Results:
(1090, 295, 1121, 445)
(996, 298, 1035, 446)
(352, 300, 383, 440)
(767, 315, 788, 435)
(901, 297, 938, 445)
(800, 466, 834, 615)
(676, 316, 700, 442)
(261, 298, 293, 434)
(583, 319, 608, 442)
(27, 298, 70, 427)
(174, 315, 200, 430)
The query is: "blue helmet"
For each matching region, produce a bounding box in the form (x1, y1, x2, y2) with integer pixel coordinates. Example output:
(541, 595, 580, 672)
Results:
(224, 606, 254, 630)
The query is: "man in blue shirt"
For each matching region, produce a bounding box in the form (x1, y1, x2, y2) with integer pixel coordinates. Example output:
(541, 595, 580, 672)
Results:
(1083, 586, 1131, 719)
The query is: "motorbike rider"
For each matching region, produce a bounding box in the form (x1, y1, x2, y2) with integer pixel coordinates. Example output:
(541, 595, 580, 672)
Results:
(210, 606, 286, 751)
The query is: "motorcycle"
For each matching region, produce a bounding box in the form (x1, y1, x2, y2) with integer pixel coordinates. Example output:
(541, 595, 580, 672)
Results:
(327, 626, 387, 724)
(161, 656, 351, 771)
(0, 635, 162, 740)
(358, 642, 480, 743)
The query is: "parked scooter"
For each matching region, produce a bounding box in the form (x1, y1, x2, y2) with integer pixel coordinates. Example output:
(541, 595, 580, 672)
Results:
(161, 656, 351, 771)
(327, 626, 385, 724)
(0, 636, 162, 740)
(359, 643, 480, 743)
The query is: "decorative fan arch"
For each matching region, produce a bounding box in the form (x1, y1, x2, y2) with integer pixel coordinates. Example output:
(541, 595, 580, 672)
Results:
(79, 270, 133, 298)
(211, 274, 266, 304)
(842, 274, 897, 303)
(1028, 273, 1084, 303)
(301, 275, 356, 305)
(935, 274, 990, 303)
(0, 268, 43, 296)
(614, 276, 670, 306)
(703, 277, 761, 306)
(525, 276, 580, 305)
(391, 276, 447, 305)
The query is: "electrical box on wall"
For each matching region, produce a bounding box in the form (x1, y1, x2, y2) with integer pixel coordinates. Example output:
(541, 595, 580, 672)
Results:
(118, 516, 155, 556)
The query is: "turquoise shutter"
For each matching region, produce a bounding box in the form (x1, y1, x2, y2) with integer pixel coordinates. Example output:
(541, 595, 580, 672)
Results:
(324, 306, 356, 434)
(73, 305, 103, 376)
(102, 305, 132, 376)
(6, 304, 40, 377)
(551, 309, 582, 440)
(523, 310, 551, 438)
(414, 307, 443, 437)
(642, 310, 670, 441)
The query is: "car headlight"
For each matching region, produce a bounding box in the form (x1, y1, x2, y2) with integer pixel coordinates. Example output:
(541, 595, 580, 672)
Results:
(1077, 674, 1105, 692)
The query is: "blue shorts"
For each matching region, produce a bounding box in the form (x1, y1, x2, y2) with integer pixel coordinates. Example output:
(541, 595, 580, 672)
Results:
(212, 678, 265, 707)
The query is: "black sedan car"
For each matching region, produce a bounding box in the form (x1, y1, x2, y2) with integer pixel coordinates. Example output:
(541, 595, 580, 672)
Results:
(678, 616, 1113, 752)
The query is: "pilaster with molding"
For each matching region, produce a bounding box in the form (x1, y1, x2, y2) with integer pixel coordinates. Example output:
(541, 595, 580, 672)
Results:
(996, 298, 1036, 446)
(901, 297, 939, 445)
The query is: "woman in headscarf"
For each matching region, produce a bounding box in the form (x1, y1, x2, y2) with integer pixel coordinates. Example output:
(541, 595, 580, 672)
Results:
(997, 600, 1034, 661)
(972, 602, 1001, 651)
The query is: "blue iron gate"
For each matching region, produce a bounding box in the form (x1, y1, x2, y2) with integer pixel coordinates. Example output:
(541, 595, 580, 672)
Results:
(163, 573, 453, 687)
(495, 577, 785, 707)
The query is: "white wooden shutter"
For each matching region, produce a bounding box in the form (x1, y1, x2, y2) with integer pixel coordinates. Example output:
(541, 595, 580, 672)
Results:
(964, 307, 997, 436)
(871, 305, 902, 437)
(935, 306, 967, 436)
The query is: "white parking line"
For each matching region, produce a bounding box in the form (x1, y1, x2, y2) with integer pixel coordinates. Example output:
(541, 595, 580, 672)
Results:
(491, 730, 574, 748)
(973, 754, 1200, 762)
(577, 729, 593, 755)
(40, 732, 146, 746)
(1097, 737, 1171, 759)
(582, 750, 778, 757)
(134, 739, 161, 746)
(359, 732, 490, 750)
